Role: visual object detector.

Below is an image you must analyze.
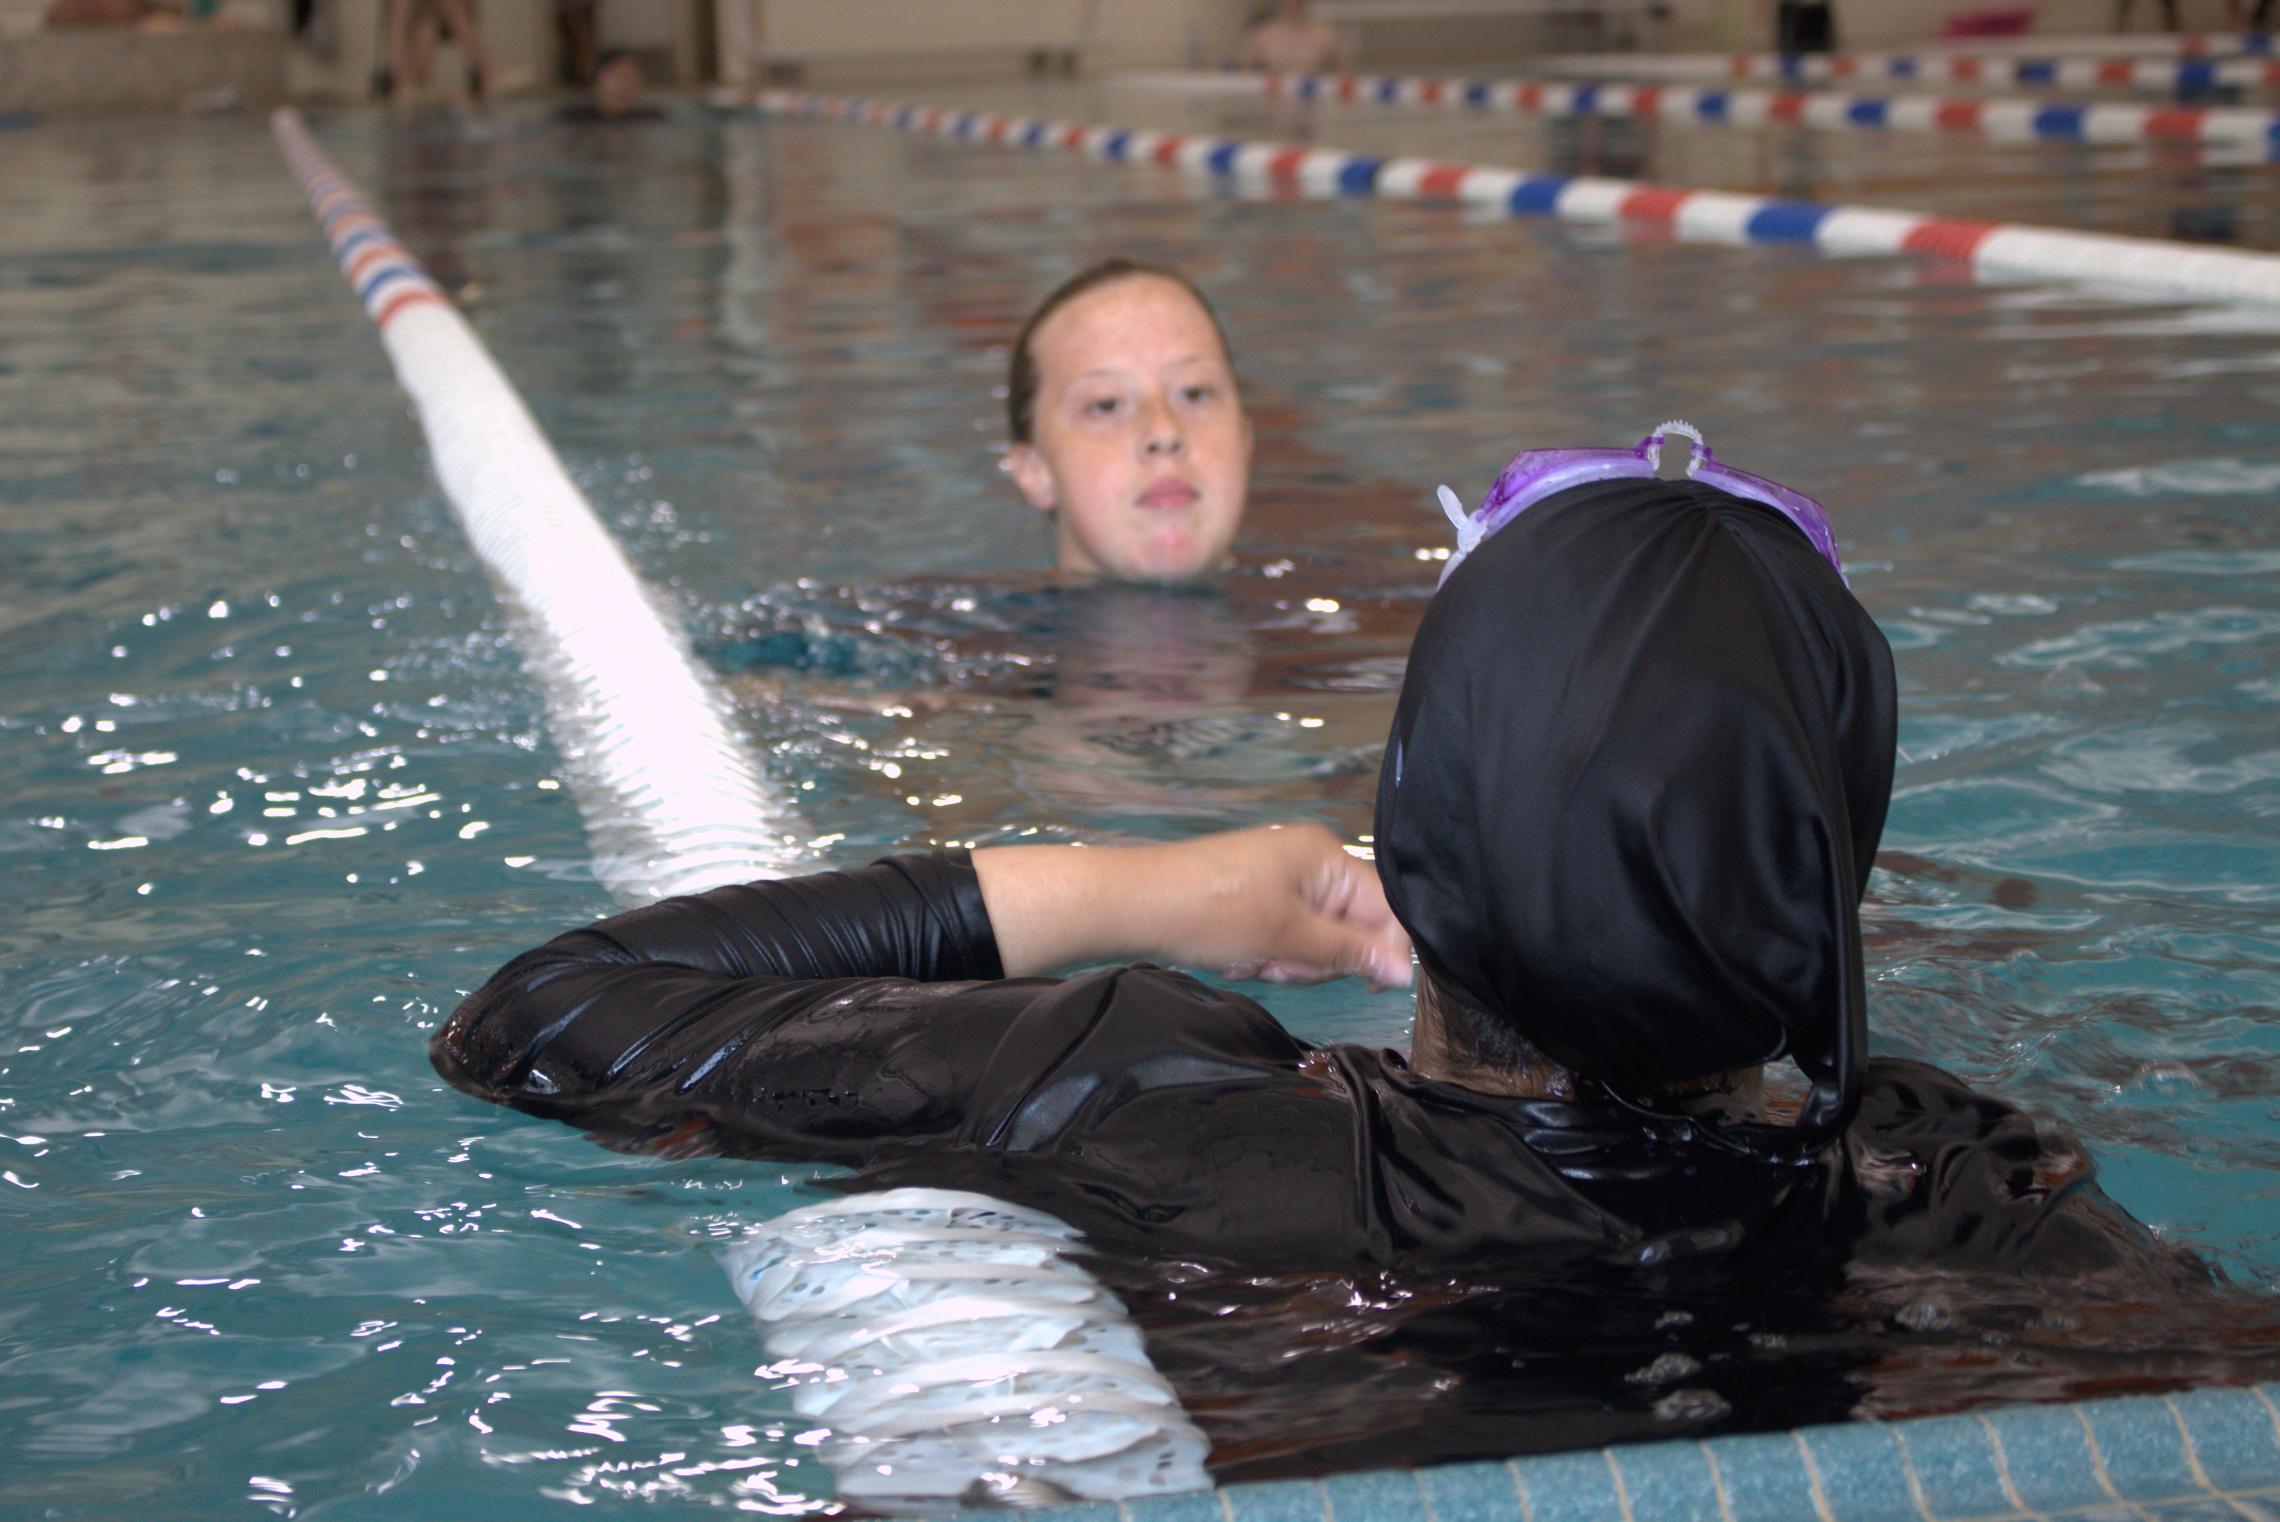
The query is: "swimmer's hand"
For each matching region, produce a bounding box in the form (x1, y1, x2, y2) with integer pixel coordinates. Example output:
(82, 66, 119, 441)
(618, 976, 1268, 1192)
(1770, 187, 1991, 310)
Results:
(973, 823, 1413, 991)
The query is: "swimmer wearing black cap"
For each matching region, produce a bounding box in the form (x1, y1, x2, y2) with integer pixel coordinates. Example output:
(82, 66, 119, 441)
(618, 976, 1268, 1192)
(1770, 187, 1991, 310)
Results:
(435, 435, 2205, 1282)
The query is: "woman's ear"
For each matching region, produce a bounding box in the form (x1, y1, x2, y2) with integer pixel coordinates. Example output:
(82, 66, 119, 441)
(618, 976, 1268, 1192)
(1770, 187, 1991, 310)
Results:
(1005, 444, 1057, 514)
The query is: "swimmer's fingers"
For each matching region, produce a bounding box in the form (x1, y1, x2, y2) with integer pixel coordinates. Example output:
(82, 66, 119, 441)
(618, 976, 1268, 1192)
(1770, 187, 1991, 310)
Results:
(1228, 953, 1410, 991)
(1222, 839, 1412, 989)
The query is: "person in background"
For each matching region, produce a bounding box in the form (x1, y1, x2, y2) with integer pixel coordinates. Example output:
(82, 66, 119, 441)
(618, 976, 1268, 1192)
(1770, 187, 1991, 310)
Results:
(1241, 0, 1347, 73)
(708, 258, 1275, 832)
(554, 0, 597, 85)
(1004, 259, 1253, 584)
(557, 46, 664, 122)
(377, 0, 492, 104)
(1774, 0, 1836, 53)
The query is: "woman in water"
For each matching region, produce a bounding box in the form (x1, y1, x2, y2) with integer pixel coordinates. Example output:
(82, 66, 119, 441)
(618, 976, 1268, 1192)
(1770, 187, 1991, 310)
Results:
(1003, 259, 1253, 584)
(438, 432, 2265, 1472)
(717, 258, 1396, 832)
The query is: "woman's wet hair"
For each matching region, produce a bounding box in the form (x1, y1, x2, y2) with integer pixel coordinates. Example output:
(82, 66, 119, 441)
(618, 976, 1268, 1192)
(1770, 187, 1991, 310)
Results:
(1420, 969, 1762, 1105)
(1005, 258, 1233, 445)
(1417, 970, 1561, 1088)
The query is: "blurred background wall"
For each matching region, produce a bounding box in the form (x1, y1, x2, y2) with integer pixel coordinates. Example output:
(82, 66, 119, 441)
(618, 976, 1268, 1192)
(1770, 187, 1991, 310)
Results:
(0, 0, 2258, 117)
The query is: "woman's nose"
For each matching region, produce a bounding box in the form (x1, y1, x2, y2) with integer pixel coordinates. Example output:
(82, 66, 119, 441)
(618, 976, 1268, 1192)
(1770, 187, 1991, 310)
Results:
(1139, 399, 1184, 456)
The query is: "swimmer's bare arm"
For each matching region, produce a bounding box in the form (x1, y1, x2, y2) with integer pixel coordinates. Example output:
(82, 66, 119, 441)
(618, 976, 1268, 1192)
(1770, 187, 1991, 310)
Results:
(973, 822, 1412, 989)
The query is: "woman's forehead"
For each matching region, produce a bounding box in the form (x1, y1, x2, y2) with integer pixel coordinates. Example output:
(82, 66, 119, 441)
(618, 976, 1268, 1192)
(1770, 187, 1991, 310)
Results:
(1034, 276, 1227, 372)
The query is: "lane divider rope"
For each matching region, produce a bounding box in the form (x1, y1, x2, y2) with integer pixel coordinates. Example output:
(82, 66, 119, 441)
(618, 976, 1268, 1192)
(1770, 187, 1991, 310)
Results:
(277, 111, 1204, 1514)
(743, 89, 2280, 307)
(272, 107, 801, 903)
(1210, 67, 2280, 147)
(1532, 43, 2280, 90)
(724, 1189, 1209, 1509)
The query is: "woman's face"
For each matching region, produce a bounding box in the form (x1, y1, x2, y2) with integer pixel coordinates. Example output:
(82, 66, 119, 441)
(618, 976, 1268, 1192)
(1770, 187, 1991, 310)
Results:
(1008, 275, 1253, 583)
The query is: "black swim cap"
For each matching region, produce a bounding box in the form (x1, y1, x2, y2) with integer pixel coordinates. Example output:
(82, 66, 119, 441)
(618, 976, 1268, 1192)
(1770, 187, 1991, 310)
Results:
(1374, 477, 1895, 1153)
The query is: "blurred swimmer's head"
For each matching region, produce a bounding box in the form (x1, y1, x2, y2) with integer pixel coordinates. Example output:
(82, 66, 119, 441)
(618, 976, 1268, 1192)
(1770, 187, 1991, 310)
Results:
(1005, 260, 1252, 584)
(592, 47, 645, 117)
(1375, 473, 1896, 1152)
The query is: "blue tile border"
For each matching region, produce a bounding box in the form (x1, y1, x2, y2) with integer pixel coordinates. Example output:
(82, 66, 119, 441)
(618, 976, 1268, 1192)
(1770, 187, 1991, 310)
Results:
(1100, 1384, 2280, 1522)
(1223, 1476, 1330, 1522)
(1885, 1409, 2019, 1518)
(1323, 1469, 1427, 1520)
(1611, 1440, 1723, 1522)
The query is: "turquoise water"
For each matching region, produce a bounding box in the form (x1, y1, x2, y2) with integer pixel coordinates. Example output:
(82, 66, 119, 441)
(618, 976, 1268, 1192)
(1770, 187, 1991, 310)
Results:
(4, 103, 2279, 1516)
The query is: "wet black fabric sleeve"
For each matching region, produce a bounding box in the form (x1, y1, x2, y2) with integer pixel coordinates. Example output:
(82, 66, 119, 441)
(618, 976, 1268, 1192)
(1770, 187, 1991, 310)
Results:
(429, 851, 1027, 1159)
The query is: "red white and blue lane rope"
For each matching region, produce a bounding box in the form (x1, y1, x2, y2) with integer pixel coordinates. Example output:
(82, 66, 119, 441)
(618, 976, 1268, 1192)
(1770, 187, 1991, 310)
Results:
(275, 126, 450, 334)
(1234, 69, 2280, 148)
(272, 107, 801, 902)
(1537, 44, 2280, 92)
(748, 90, 2280, 307)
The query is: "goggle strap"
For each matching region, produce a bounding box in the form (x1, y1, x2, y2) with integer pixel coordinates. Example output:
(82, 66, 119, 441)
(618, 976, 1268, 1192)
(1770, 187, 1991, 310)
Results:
(1437, 484, 1482, 557)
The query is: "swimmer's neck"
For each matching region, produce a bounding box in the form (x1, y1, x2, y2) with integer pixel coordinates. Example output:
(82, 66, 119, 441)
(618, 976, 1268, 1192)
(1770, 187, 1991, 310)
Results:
(1408, 982, 1767, 1106)
(1408, 1000, 1579, 1099)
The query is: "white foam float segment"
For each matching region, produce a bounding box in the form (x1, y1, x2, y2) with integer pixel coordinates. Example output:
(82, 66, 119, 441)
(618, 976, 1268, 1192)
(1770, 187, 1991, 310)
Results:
(1296, 148, 1354, 191)
(1229, 141, 1284, 179)
(1373, 156, 1436, 197)
(1674, 191, 1775, 245)
(748, 90, 2280, 306)
(1174, 137, 1221, 172)
(1724, 92, 1774, 127)
(723, 1188, 1209, 1509)
(1459, 168, 1526, 206)
(2203, 105, 2280, 141)
(1800, 94, 1855, 129)
(2083, 104, 2155, 143)
(1886, 98, 1942, 133)
(271, 108, 799, 902)
(1984, 100, 2051, 142)
(1551, 178, 1635, 223)
(1975, 227, 2280, 306)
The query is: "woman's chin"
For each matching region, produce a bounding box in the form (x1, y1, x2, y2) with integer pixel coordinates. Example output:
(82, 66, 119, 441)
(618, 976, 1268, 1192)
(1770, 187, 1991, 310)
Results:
(1129, 524, 1232, 583)
(1059, 522, 1235, 585)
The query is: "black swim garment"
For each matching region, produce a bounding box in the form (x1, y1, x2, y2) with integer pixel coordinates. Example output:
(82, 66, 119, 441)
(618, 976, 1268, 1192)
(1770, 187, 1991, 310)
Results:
(432, 849, 2192, 1286)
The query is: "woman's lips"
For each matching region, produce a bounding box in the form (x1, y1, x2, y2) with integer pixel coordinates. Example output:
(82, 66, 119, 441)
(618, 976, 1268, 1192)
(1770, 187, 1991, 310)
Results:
(1137, 479, 1200, 510)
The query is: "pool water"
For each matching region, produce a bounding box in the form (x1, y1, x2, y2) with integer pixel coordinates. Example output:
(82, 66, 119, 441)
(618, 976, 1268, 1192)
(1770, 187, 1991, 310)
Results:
(4, 99, 2280, 1517)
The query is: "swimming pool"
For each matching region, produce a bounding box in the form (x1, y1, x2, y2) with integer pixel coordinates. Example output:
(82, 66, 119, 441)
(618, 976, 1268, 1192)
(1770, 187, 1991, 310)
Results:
(4, 93, 2279, 1516)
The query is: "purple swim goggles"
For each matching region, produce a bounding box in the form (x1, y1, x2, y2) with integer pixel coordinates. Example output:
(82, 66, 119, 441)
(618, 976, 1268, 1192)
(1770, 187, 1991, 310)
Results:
(1436, 421, 1845, 589)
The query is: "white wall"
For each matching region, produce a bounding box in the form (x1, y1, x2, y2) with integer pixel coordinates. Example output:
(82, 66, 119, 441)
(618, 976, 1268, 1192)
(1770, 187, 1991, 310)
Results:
(713, 0, 1250, 86)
